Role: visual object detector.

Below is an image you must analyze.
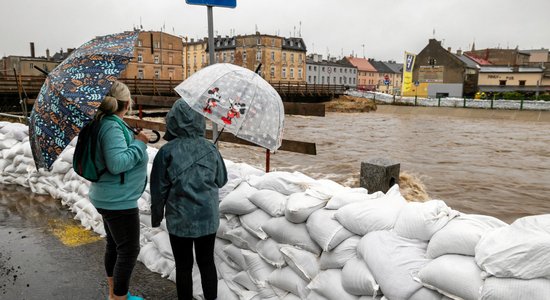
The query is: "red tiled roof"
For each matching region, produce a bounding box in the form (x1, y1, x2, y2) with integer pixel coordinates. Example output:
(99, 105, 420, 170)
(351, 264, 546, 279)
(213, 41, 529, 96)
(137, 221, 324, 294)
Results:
(464, 53, 492, 66)
(345, 56, 377, 72)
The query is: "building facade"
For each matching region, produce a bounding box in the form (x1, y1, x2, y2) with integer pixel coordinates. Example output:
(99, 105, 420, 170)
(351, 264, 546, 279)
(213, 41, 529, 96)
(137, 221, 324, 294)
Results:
(306, 54, 357, 86)
(465, 48, 530, 66)
(121, 31, 184, 81)
(0, 43, 65, 77)
(478, 66, 544, 93)
(384, 61, 403, 94)
(183, 33, 307, 83)
(345, 56, 377, 90)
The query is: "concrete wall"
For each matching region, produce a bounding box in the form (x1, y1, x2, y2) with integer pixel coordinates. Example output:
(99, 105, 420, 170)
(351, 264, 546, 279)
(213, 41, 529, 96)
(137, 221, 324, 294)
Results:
(427, 83, 464, 97)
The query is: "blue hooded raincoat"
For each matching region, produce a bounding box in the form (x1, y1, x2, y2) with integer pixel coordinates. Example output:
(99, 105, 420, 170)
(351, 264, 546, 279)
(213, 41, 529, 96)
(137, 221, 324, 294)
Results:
(150, 99, 228, 238)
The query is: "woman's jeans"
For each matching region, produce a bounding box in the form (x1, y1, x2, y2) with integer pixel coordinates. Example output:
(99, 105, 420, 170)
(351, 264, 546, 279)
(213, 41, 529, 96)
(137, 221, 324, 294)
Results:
(169, 233, 217, 300)
(97, 208, 140, 297)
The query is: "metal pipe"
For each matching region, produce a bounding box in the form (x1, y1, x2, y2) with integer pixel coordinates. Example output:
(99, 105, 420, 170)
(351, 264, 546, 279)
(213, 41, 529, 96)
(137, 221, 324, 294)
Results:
(207, 5, 219, 145)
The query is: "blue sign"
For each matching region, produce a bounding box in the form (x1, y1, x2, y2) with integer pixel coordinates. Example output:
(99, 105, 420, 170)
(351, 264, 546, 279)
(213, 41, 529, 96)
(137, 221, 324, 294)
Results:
(185, 0, 236, 8)
(384, 80, 390, 85)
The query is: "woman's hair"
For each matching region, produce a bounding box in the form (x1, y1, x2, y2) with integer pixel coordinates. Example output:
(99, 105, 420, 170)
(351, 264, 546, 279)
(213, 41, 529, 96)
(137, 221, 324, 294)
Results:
(94, 81, 133, 120)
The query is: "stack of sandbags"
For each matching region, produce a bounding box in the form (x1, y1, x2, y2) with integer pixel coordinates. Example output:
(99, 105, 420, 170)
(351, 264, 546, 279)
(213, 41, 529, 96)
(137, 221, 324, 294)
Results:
(475, 215, 550, 300)
(0, 122, 32, 186)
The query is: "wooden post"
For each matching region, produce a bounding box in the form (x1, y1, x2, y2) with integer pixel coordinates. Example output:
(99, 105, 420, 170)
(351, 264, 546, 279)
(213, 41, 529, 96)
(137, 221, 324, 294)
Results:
(265, 149, 270, 173)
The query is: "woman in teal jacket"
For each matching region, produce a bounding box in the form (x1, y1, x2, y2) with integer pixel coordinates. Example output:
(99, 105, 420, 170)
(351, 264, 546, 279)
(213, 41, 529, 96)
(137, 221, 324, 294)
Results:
(88, 81, 149, 300)
(150, 99, 227, 300)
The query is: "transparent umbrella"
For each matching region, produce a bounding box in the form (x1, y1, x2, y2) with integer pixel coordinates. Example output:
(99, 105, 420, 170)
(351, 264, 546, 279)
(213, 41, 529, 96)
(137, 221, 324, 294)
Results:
(174, 63, 284, 151)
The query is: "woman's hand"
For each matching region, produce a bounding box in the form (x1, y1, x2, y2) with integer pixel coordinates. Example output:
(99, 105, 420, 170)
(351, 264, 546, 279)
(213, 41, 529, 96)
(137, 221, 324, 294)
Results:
(135, 130, 149, 144)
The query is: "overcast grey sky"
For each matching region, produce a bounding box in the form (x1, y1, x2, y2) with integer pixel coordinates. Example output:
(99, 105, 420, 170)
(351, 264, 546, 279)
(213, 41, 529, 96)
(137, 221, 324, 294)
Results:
(1, 0, 549, 62)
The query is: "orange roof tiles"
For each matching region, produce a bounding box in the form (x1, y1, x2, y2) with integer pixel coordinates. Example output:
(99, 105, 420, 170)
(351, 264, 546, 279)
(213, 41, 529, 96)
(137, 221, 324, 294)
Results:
(345, 56, 377, 72)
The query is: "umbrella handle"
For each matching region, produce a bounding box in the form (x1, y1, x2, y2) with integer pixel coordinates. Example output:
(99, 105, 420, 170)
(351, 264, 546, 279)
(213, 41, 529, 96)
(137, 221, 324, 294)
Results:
(214, 126, 225, 145)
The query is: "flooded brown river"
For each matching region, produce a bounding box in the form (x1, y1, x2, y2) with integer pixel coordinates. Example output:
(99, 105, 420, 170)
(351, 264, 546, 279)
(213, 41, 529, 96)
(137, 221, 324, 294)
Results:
(216, 107, 550, 223)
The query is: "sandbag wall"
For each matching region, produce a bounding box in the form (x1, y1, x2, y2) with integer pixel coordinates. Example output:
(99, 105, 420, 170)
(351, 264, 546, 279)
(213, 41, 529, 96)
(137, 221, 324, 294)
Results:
(1, 121, 550, 300)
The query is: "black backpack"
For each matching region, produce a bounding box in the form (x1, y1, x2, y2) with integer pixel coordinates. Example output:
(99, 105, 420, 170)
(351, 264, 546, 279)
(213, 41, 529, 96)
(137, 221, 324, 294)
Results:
(73, 117, 129, 183)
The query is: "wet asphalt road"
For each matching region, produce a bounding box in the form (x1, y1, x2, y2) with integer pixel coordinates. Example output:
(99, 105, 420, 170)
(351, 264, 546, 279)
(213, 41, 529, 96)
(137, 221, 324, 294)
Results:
(0, 184, 178, 300)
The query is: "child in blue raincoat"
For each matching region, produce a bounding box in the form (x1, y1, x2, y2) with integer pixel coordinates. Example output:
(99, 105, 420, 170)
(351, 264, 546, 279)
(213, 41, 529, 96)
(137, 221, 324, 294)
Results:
(150, 99, 227, 300)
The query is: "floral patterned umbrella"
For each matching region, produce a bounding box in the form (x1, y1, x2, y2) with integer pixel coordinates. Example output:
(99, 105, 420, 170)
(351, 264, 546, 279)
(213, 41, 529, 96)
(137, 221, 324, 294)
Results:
(29, 31, 138, 170)
(174, 63, 284, 151)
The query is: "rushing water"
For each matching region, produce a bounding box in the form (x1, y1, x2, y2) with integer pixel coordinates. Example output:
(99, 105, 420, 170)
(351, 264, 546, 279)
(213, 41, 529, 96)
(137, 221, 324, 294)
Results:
(215, 108, 550, 223)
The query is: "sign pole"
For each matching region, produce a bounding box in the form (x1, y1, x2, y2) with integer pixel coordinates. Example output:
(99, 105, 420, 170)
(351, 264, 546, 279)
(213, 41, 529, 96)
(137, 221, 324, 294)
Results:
(207, 5, 219, 145)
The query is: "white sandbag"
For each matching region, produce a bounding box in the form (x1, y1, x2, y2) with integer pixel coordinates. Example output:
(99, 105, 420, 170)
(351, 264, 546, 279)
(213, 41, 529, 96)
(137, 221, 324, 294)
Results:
(247, 171, 315, 195)
(217, 216, 241, 241)
(223, 244, 248, 271)
(342, 257, 379, 296)
(281, 293, 301, 300)
(360, 230, 430, 300)
(0, 123, 28, 140)
(0, 159, 10, 173)
(280, 246, 320, 281)
(248, 189, 287, 217)
(258, 284, 288, 300)
(59, 147, 75, 163)
(335, 184, 407, 235)
(155, 256, 176, 277)
(394, 200, 459, 241)
(219, 182, 258, 215)
(256, 239, 287, 268)
(215, 239, 241, 271)
(427, 214, 506, 259)
(261, 217, 321, 255)
(416, 254, 483, 300)
(408, 287, 444, 300)
(284, 192, 326, 223)
(306, 209, 354, 252)
(319, 236, 360, 270)
(475, 214, 550, 279)
(240, 209, 271, 239)
(325, 188, 384, 210)
(304, 179, 346, 200)
(3, 143, 23, 159)
(268, 267, 309, 298)
(308, 269, 359, 300)
(306, 291, 328, 300)
(242, 250, 276, 284)
(233, 271, 259, 292)
(218, 279, 240, 300)
(138, 242, 161, 271)
(480, 276, 550, 300)
(0, 138, 17, 149)
(217, 260, 240, 281)
(51, 160, 72, 175)
(225, 227, 261, 252)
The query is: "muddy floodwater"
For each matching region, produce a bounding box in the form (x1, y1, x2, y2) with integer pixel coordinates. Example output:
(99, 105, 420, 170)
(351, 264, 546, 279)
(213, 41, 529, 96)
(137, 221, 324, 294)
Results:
(215, 107, 550, 223)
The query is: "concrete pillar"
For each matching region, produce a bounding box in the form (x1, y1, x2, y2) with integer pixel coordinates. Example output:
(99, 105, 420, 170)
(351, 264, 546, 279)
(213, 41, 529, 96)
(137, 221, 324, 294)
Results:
(360, 158, 400, 193)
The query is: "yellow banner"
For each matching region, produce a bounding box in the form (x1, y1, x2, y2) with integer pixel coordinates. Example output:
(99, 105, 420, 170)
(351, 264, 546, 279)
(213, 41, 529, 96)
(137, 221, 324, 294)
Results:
(402, 52, 416, 94)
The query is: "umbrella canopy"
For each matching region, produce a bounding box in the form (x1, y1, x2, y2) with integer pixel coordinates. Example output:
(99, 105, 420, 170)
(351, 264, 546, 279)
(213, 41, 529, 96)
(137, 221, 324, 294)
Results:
(29, 31, 138, 170)
(174, 63, 284, 151)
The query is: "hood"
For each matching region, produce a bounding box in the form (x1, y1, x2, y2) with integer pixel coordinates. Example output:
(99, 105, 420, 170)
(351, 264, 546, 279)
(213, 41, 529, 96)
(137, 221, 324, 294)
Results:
(164, 99, 206, 141)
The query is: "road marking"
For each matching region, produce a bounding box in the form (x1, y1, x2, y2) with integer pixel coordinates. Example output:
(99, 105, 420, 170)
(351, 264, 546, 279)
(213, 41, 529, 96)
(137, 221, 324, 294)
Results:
(48, 219, 102, 247)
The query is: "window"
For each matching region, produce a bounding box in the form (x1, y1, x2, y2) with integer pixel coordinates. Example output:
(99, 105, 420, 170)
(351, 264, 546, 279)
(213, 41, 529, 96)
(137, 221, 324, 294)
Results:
(230, 52, 234, 62)
(137, 40, 143, 47)
(256, 51, 262, 61)
(243, 51, 247, 62)
(137, 53, 143, 63)
(519, 80, 526, 86)
(168, 43, 173, 50)
(290, 68, 294, 78)
(298, 68, 302, 79)
(340, 77, 343, 84)
(154, 56, 159, 64)
(168, 54, 173, 64)
(308, 75, 311, 82)
(282, 68, 286, 78)
(313, 76, 316, 83)
(138, 69, 144, 79)
(156, 41, 160, 48)
(344, 77, 347, 84)
(291, 53, 294, 62)
(340, 68, 343, 73)
(322, 67, 325, 72)
(282, 53, 287, 61)
(290, 40, 294, 47)
(345, 69, 347, 73)
(168, 70, 174, 79)
(272, 38, 275, 47)
(314, 66, 317, 71)
(154, 69, 160, 79)
(232, 39, 235, 46)
(299, 54, 303, 63)
(334, 67, 337, 73)
(321, 76, 324, 84)
(353, 78, 356, 84)
(333, 77, 336, 84)
(30, 63, 34, 69)
(257, 37, 261, 45)
(193, 55, 196, 64)
(223, 53, 227, 62)
(499, 80, 506, 86)
(308, 66, 312, 71)
(270, 66, 275, 77)
(271, 51, 275, 61)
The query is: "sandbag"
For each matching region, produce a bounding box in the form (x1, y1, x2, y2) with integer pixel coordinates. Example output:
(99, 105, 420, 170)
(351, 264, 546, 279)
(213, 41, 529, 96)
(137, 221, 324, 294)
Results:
(242, 250, 276, 285)
(319, 236, 360, 270)
(394, 200, 459, 241)
(284, 192, 326, 223)
(304, 179, 346, 200)
(335, 184, 407, 235)
(223, 244, 248, 271)
(480, 277, 550, 300)
(360, 230, 430, 300)
(267, 267, 309, 298)
(150, 230, 173, 259)
(342, 257, 379, 296)
(225, 227, 261, 252)
(256, 239, 287, 268)
(218, 279, 240, 300)
(427, 214, 506, 259)
(280, 246, 320, 281)
(261, 217, 321, 255)
(306, 208, 354, 252)
(475, 214, 550, 279)
(325, 188, 384, 210)
(240, 209, 271, 239)
(247, 171, 315, 195)
(307, 269, 359, 300)
(233, 271, 258, 292)
(248, 189, 288, 217)
(416, 254, 483, 300)
(219, 182, 258, 215)
(217, 216, 241, 241)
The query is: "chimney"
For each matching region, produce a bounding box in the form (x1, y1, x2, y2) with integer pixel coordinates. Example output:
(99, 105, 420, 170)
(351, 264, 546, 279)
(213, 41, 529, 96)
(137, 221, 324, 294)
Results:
(30, 42, 35, 58)
(456, 49, 462, 56)
(190, 38, 194, 42)
(46, 49, 50, 60)
(447, 47, 451, 52)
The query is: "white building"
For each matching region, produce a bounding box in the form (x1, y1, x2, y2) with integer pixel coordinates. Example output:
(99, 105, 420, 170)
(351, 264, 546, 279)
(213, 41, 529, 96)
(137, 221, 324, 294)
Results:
(306, 54, 357, 87)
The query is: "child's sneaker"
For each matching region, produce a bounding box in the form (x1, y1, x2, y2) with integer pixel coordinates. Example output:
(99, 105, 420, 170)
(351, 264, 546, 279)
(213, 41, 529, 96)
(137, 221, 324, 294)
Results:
(127, 292, 143, 300)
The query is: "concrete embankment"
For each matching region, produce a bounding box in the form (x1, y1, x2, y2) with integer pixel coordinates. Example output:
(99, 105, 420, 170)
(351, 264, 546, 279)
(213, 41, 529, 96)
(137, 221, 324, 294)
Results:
(375, 104, 550, 122)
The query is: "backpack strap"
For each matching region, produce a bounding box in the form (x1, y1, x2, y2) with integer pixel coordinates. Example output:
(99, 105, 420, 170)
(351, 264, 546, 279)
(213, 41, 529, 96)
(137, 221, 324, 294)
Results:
(89, 120, 107, 179)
